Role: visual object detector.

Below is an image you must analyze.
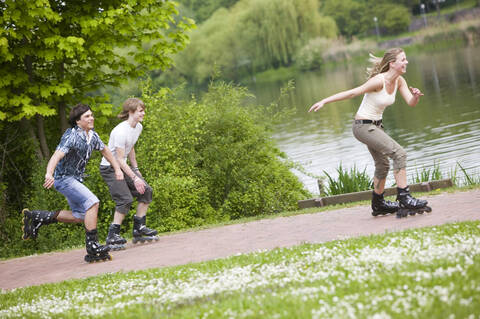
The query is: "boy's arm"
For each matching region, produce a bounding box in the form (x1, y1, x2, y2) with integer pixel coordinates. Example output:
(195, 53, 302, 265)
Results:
(127, 147, 142, 177)
(101, 147, 124, 180)
(43, 150, 65, 189)
(117, 147, 145, 194)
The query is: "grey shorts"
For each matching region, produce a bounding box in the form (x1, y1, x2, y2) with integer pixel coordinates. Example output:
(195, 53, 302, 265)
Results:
(352, 121, 407, 179)
(100, 166, 153, 214)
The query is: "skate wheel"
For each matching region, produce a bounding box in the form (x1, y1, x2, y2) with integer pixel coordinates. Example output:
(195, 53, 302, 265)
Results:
(424, 206, 432, 213)
(371, 211, 379, 217)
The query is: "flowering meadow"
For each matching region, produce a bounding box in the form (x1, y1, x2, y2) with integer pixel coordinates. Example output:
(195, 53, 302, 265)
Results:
(1, 221, 479, 319)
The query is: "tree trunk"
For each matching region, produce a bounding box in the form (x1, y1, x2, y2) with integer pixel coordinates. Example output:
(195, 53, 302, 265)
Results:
(36, 115, 50, 159)
(59, 100, 68, 132)
(58, 63, 68, 132)
(434, 0, 441, 17)
(21, 118, 44, 161)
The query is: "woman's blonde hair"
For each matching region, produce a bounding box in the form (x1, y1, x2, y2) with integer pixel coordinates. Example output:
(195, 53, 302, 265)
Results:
(118, 98, 145, 120)
(366, 47, 404, 79)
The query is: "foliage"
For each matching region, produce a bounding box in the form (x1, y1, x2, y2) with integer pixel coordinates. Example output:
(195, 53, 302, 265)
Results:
(174, 0, 337, 84)
(412, 161, 442, 183)
(0, 0, 193, 124)
(322, 0, 367, 39)
(457, 162, 480, 186)
(137, 81, 310, 224)
(323, 163, 373, 196)
(373, 3, 412, 35)
(177, 0, 239, 24)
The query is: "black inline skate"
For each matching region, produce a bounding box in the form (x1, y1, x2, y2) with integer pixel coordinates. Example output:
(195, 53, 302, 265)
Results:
(106, 223, 127, 250)
(371, 191, 399, 216)
(396, 186, 432, 218)
(132, 215, 159, 244)
(21, 209, 58, 240)
(84, 229, 112, 263)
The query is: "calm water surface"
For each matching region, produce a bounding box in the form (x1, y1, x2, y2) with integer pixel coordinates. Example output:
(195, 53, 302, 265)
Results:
(250, 46, 480, 194)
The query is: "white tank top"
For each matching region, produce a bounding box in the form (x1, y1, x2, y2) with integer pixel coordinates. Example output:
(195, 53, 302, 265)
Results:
(355, 73, 398, 121)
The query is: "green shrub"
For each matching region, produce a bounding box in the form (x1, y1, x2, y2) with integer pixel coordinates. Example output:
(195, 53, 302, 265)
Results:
(323, 163, 373, 196)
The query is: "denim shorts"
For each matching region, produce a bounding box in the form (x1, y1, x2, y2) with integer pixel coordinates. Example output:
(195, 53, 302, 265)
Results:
(54, 176, 99, 219)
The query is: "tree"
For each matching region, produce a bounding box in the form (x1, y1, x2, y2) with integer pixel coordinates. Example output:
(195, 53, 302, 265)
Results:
(0, 0, 193, 159)
(322, 0, 367, 39)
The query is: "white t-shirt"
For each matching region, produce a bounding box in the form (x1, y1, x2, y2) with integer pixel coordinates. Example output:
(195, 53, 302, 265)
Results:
(100, 121, 142, 166)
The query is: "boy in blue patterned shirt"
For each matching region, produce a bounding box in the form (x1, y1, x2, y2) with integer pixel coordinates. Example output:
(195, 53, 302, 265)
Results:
(22, 103, 124, 262)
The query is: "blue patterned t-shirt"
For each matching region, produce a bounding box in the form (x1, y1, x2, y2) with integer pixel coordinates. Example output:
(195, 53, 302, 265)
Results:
(54, 126, 105, 182)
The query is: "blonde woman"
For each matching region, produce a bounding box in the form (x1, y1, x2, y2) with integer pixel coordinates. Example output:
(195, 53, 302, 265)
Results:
(309, 48, 431, 217)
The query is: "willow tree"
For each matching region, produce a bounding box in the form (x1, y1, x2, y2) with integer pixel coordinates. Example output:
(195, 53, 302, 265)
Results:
(175, 0, 337, 83)
(0, 0, 193, 160)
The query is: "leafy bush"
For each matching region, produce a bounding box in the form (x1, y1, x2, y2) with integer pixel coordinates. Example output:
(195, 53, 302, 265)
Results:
(137, 81, 310, 228)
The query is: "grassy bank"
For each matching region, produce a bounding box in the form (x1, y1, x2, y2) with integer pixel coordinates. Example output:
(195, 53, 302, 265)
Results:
(1, 220, 479, 318)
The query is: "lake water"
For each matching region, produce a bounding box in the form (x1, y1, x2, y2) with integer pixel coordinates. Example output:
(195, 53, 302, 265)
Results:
(250, 46, 480, 194)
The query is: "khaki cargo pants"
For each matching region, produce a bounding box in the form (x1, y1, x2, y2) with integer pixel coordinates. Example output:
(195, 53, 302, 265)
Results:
(352, 121, 407, 179)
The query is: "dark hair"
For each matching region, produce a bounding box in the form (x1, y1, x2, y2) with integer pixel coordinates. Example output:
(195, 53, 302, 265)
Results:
(68, 103, 92, 127)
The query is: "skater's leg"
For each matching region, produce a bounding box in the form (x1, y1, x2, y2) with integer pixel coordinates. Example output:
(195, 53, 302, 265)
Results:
(393, 168, 408, 189)
(84, 202, 99, 231)
(113, 211, 127, 224)
(135, 202, 149, 218)
(373, 177, 386, 194)
(56, 210, 83, 223)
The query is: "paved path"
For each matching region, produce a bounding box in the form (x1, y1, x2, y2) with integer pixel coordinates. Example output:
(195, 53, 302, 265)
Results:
(1, 189, 479, 290)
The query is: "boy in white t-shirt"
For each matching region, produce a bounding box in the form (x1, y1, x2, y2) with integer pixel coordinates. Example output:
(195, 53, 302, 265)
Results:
(100, 98, 158, 248)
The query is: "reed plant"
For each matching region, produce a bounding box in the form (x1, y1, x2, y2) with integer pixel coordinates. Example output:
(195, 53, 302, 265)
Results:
(411, 161, 443, 184)
(323, 163, 373, 196)
(457, 162, 480, 186)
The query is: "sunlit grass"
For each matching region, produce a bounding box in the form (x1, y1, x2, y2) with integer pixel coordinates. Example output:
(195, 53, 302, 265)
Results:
(1, 221, 480, 318)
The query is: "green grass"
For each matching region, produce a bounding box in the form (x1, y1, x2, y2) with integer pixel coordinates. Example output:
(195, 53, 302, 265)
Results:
(1, 221, 480, 318)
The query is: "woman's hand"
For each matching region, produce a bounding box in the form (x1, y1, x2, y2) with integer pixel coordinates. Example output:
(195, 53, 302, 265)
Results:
(409, 86, 424, 98)
(309, 101, 325, 112)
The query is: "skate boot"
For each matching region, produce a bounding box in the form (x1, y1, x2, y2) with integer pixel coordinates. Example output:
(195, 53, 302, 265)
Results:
(21, 209, 58, 240)
(371, 191, 399, 216)
(396, 186, 432, 218)
(106, 224, 127, 250)
(84, 229, 112, 263)
(132, 215, 159, 244)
